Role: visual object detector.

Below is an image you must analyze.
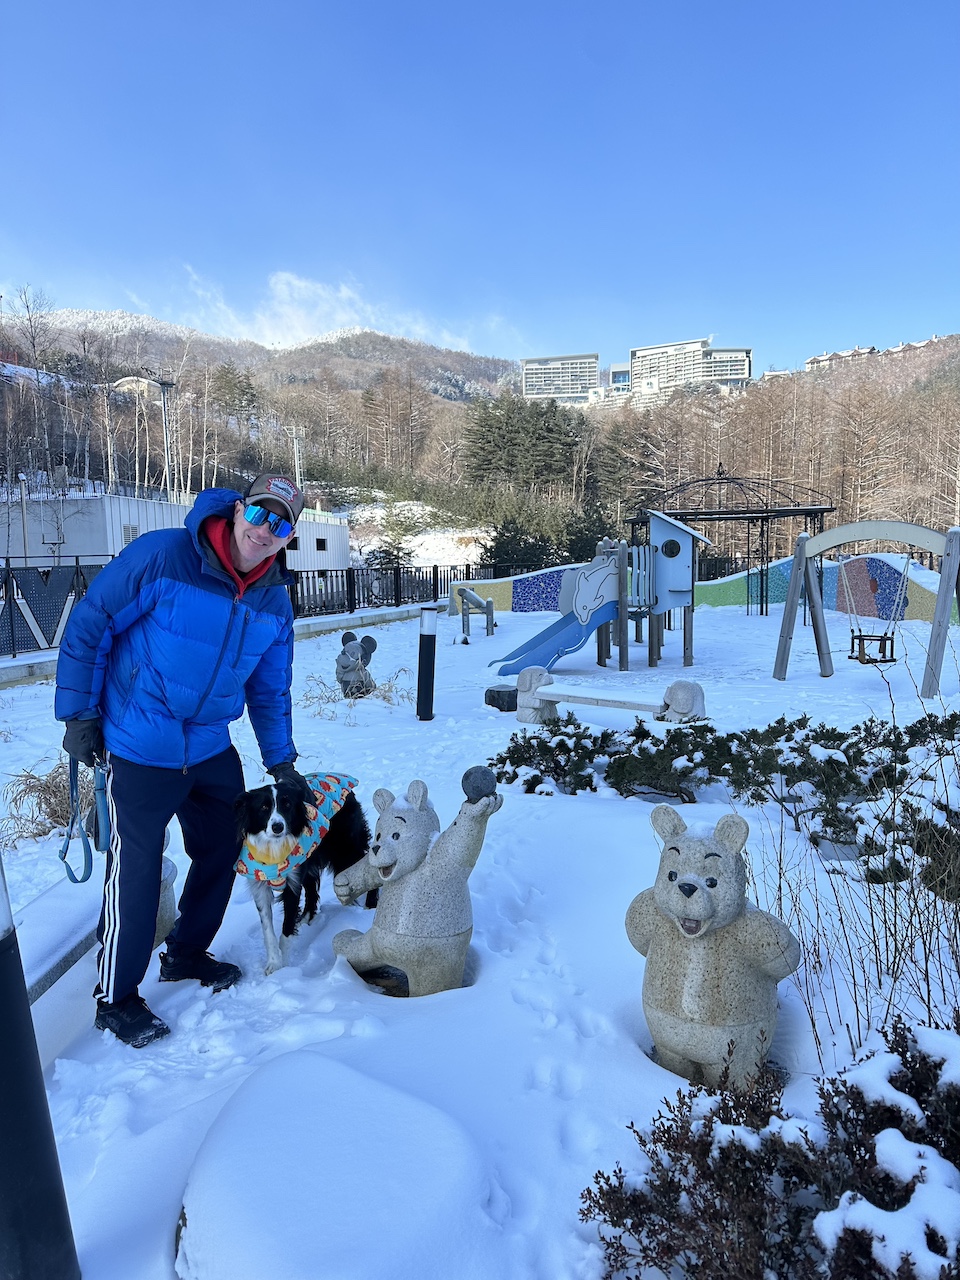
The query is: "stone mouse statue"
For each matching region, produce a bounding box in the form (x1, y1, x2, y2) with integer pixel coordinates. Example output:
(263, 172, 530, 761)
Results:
(335, 631, 377, 698)
(658, 680, 706, 723)
(332, 767, 502, 996)
(625, 803, 800, 1090)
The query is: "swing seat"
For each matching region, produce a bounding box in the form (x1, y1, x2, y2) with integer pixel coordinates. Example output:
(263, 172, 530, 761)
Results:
(848, 632, 896, 664)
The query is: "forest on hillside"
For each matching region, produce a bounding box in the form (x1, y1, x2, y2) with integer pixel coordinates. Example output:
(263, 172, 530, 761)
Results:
(2, 289, 959, 566)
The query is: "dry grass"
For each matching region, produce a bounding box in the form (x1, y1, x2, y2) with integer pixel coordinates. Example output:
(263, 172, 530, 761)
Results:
(301, 667, 415, 720)
(2, 758, 92, 843)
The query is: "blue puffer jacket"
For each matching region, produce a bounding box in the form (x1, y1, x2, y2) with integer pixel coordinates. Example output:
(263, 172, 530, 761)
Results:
(55, 488, 297, 771)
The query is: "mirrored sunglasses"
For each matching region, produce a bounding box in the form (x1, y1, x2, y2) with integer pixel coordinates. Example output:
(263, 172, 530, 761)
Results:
(243, 503, 294, 539)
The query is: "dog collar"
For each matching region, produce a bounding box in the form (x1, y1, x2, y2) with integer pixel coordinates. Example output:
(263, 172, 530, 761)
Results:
(235, 773, 359, 888)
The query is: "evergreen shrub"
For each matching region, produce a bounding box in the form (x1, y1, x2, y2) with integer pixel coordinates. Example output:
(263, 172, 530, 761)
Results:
(604, 720, 728, 804)
(490, 713, 621, 795)
(489, 709, 960, 898)
(581, 1013, 960, 1280)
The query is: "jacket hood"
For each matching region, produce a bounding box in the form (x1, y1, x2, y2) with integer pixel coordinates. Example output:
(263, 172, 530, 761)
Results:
(186, 487, 294, 589)
(186, 487, 243, 539)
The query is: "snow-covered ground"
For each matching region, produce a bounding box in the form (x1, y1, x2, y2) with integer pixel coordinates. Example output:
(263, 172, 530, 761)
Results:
(4, 601, 960, 1279)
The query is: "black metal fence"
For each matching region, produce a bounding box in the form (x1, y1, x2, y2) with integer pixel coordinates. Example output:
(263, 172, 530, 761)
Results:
(292, 562, 539, 618)
(0, 558, 542, 659)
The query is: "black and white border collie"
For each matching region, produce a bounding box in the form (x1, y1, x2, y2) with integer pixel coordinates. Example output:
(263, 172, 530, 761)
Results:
(235, 781, 375, 974)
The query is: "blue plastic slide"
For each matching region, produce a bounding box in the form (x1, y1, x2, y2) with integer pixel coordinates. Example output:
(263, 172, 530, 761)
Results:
(494, 598, 619, 676)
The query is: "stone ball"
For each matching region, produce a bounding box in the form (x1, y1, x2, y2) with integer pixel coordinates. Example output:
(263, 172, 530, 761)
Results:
(461, 766, 497, 802)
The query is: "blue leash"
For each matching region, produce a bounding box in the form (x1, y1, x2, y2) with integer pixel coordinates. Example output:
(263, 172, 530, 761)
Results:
(58, 759, 109, 884)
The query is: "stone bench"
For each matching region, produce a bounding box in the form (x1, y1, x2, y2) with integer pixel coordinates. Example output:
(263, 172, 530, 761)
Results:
(515, 665, 706, 726)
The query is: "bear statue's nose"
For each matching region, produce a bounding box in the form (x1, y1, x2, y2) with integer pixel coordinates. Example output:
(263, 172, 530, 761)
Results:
(678, 882, 697, 899)
(371, 843, 380, 855)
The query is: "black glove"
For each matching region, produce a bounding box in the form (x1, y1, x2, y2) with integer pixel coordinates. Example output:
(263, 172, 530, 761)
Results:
(62, 718, 105, 767)
(268, 761, 315, 804)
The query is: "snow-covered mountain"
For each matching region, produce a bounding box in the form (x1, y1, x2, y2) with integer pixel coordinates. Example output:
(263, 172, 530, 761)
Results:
(35, 309, 519, 396)
(48, 309, 215, 344)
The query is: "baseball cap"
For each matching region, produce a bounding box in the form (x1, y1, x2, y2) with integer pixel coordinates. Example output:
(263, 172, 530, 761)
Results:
(243, 473, 304, 524)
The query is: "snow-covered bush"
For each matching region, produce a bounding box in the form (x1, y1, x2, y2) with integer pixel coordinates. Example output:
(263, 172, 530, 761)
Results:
(492, 709, 960, 905)
(604, 720, 728, 805)
(581, 1012, 960, 1280)
(491, 713, 621, 795)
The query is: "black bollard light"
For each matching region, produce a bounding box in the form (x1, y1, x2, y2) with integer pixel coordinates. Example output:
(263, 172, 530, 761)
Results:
(416, 604, 438, 721)
(0, 854, 82, 1280)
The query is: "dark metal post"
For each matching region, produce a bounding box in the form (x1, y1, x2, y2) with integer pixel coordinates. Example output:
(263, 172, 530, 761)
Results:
(416, 605, 438, 721)
(346, 568, 357, 614)
(8, 562, 20, 660)
(393, 564, 402, 608)
(432, 564, 439, 602)
(0, 855, 82, 1280)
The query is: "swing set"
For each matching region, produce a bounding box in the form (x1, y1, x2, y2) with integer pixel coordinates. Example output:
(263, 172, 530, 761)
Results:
(837, 552, 911, 666)
(773, 520, 960, 698)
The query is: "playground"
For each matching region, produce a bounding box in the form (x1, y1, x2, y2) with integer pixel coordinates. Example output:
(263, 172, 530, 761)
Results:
(5, 585, 960, 1279)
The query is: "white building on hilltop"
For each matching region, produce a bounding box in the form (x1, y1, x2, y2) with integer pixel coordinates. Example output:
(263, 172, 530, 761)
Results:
(521, 354, 599, 404)
(630, 339, 752, 406)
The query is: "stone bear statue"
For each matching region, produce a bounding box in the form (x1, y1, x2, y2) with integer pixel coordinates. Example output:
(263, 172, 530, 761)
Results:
(332, 767, 503, 996)
(625, 803, 800, 1090)
(335, 631, 377, 698)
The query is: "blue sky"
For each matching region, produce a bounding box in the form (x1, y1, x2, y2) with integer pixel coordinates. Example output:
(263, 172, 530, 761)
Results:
(2, 0, 957, 371)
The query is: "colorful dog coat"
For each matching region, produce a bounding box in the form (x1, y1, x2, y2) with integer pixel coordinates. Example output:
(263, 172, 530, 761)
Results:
(235, 772, 359, 888)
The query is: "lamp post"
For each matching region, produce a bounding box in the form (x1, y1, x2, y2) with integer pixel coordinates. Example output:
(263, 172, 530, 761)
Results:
(0, 853, 82, 1279)
(282, 424, 304, 490)
(141, 368, 175, 501)
(111, 372, 176, 501)
(17, 474, 29, 561)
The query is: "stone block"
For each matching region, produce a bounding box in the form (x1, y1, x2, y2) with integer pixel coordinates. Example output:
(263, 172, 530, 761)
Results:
(484, 684, 518, 712)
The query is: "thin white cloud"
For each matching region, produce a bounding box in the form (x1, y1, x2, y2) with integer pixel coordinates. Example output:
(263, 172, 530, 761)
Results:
(179, 268, 476, 352)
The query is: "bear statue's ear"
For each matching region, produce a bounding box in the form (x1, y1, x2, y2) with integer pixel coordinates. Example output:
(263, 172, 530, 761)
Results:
(406, 779, 430, 810)
(361, 636, 377, 658)
(650, 804, 687, 842)
(714, 812, 749, 855)
(372, 788, 395, 814)
(341, 631, 358, 647)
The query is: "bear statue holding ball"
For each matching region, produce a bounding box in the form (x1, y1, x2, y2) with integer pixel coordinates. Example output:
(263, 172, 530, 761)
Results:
(333, 767, 503, 996)
(625, 803, 801, 1090)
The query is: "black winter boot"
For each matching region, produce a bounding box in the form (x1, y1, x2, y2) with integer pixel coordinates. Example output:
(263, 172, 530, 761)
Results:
(95, 994, 171, 1048)
(159, 948, 241, 991)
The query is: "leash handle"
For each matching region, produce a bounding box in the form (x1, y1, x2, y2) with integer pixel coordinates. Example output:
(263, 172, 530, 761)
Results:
(58, 757, 94, 884)
(92, 764, 110, 853)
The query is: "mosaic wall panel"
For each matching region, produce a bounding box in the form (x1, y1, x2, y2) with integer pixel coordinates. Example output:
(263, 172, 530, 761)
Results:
(511, 567, 569, 612)
(695, 556, 955, 623)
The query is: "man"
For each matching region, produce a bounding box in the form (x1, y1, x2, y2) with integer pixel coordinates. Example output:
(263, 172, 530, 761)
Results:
(56, 473, 315, 1047)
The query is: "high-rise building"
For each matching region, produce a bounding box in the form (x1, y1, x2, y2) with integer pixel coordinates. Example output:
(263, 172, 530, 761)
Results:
(629, 339, 752, 406)
(521, 354, 599, 403)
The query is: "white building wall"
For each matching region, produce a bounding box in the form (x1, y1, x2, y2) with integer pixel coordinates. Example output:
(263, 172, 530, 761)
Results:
(629, 339, 752, 406)
(0, 495, 351, 569)
(521, 354, 599, 402)
(284, 510, 351, 571)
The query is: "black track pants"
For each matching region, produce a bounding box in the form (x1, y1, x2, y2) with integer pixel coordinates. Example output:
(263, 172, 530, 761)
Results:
(96, 746, 245, 1004)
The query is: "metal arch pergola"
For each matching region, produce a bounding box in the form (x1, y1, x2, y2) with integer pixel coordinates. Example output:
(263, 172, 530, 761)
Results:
(625, 467, 836, 615)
